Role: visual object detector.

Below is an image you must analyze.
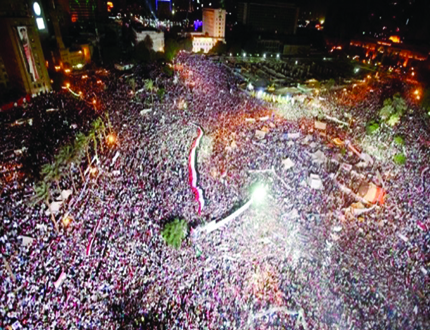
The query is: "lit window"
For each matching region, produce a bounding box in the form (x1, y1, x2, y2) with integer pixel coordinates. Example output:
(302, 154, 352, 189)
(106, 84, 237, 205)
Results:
(36, 17, 45, 30)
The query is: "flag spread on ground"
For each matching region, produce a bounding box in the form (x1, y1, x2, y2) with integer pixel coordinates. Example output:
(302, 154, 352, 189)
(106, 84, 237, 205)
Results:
(189, 124, 205, 214)
(86, 217, 102, 256)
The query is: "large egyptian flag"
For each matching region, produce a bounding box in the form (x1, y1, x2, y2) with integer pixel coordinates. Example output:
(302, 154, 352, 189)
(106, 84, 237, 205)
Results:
(189, 124, 205, 214)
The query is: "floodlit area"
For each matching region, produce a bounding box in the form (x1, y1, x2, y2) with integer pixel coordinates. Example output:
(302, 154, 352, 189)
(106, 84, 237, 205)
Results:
(0, 53, 429, 330)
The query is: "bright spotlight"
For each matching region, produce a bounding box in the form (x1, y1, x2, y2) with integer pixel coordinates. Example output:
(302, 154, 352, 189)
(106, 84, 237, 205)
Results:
(251, 184, 267, 204)
(62, 215, 73, 228)
(107, 133, 117, 145)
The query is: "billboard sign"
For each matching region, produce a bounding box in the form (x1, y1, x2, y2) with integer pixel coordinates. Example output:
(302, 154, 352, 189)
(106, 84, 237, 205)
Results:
(16, 26, 40, 82)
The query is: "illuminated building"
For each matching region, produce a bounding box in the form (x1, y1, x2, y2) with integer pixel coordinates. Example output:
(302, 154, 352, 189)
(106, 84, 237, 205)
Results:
(192, 37, 223, 53)
(350, 37, 429, 67)
(237, 0, 299, 35)
(0, 0, 51, 96)
(202, 8, 226, 38)
(132, 27, 165, 52)
(156, 0, 172, 18)
(0, 56, 8, 88)
(192, 7, 226, 53)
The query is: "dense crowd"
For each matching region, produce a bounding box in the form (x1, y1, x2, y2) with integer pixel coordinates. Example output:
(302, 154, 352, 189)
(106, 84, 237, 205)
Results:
(0, 53, 429, 329)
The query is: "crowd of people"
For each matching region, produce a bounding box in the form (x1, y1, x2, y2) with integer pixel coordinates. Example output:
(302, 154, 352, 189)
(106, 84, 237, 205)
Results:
(0, 53, 429, 329)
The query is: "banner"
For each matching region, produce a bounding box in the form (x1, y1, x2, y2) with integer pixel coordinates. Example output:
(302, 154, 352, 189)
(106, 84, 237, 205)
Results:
(16, 26, 40, 82)
(188, 124, 205, 214)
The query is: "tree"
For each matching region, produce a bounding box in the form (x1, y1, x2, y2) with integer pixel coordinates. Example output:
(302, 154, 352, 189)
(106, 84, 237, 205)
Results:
(88, 127, 98, 159)
(421, 88, 430, 112)
(143, 35, 153, 51)
(41, 162, 62, 193)
(133, 41, 151, 62)
(58, 144, 77, 192)
(161, 218, 187, 249)
(75, 132, 91, 168)
(91, 118, 106, 153)
(379, 94, 407, 125)
(30, 181, 59, 233)
(129, 77, 136, 93)
(145, 79, 155, 106)
(164, 38, 180, 61)
(393, 153, 407, 165)
(325, 79, 335, 90)
(157, 87, 165, 101)
(72, 138, 85, 182)
(209, 41, 228, 55)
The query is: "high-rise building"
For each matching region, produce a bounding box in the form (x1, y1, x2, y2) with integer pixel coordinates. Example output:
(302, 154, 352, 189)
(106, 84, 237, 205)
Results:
(202, 8, 226, 38)
(156, 0, 172, 18)
(192, 8, 226, 53)
(0, 0, 51, 97)
(0, 56, 8, 89)
(237, 1, 299, 35)
(56, 0, 107, 22)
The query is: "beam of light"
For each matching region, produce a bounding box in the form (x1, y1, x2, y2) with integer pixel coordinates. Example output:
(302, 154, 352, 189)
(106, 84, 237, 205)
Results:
(251, 184, 267, 205)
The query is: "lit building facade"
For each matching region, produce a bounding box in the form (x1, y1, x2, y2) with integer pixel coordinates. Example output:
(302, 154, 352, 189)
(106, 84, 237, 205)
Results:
(192, 36, 223, 53)
(156, 0, 172, 18)
(192, 7, 226, 53)
(0, 0, 51, 96)
(202, 8, 226, 38)
(0, 56, 8, 88)
(350, 38, 429, 67)
(133, 28, 165, 52)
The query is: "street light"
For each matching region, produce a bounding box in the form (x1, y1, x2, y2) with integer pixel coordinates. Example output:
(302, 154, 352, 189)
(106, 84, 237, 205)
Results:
(107, 133, 117, 145)
(89, 167, 98, 176)
(62, 215, 73, 228)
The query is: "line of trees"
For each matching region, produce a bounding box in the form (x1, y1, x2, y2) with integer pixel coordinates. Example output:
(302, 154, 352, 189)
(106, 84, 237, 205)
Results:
(30, 117, 112, 233)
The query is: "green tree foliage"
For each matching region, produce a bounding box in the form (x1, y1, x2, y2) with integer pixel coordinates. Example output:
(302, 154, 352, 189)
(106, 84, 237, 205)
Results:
(379, 94, 407, 126)
(76, 132, 91, 165)
(209, 41, 228, 55)
(57, 144, 77, 191)
(387, 113, 401, 126)
(393, 136, 404, 146)
(164, 38, 179, 62)
(366, 121, 380, 135)
(326, 79, 336, 90)
(421, 88, 430, 112)
(41, 162, 62, 192)
(164, 37, 193, 61)
(162, 65, 174, 77)
(379, 103, 394, 120)
(129, 77, 136, 93)
(161, 218, 187, 249)
(88, 127, 98, 158)
(145, 79, 155, 105)
(133, 41, 152, 62)
(157, 87, 165, 101)
(393, 153, 407, 165)
(91, 118, 106, 152)
(30, 181, 59, 233)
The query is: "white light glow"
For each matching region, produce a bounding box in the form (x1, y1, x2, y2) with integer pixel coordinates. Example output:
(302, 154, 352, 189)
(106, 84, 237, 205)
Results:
(251, 185, 267, 204)
(33, 2, 41, 16)
(36, 17, 45, 30)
